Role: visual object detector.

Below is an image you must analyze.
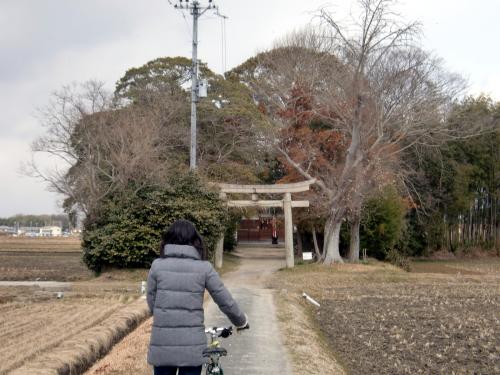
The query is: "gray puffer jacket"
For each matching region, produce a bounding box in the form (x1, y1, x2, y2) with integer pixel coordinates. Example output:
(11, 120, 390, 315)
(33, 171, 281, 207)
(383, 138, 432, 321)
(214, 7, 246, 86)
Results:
(146, 244, 247, 367)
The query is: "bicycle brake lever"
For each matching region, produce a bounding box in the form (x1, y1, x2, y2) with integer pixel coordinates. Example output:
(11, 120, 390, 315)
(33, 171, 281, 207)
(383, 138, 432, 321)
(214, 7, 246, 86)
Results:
(220, 327, 232, 338)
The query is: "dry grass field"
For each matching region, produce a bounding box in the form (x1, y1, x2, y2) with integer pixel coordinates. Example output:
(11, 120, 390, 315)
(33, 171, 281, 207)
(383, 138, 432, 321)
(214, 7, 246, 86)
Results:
(0, 238, 151, 374)
(271, 258, 500, 375)
(1, 297, 139, 374)
(0, 286, 149, 375)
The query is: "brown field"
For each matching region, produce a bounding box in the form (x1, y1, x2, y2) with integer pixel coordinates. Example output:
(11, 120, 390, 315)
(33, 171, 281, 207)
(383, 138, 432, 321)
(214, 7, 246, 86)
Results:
(0, 236, 81, 252)
(0, 237, 89, 281)
(0, 252, 92, 281)
(271, 258, 500, 375)
(0, 238, 151, 374)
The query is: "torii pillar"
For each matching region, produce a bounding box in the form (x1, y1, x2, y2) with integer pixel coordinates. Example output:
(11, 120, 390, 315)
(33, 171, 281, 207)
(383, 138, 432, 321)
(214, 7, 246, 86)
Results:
(283, 192, 294, 268)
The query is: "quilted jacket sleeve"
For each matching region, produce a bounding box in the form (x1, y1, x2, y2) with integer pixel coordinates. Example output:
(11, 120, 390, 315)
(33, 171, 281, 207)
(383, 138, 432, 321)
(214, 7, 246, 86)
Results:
(146, 261, 158, 315)
(205, 264, 247, 328)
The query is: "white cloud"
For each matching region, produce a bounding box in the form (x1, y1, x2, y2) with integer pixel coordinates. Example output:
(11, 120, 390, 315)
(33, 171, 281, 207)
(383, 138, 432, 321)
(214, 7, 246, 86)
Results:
(0, 139, 62, 216)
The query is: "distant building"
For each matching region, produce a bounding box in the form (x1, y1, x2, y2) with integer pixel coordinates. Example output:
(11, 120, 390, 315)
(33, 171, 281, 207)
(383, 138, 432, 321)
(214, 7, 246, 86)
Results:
(39, 226, 62, 237)
(0, 225, 15, 235)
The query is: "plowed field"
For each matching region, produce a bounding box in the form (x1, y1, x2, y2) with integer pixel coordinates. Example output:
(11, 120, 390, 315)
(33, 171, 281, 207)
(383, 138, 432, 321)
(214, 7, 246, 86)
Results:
(0, 237, 91, 281)
(272, 258, 500, 375)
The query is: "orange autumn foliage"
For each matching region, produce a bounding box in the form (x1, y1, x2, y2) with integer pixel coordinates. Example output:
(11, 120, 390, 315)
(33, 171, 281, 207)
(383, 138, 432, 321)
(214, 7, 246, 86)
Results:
(276, 85, 345, 184)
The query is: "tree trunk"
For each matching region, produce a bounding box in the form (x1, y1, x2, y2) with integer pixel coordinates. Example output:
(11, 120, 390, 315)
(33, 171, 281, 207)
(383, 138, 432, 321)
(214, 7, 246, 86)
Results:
(322, 217, 333, 260)
(312, 226, 321, 261)
(323, 219, 344, 264)
(347, 216, 360, 262)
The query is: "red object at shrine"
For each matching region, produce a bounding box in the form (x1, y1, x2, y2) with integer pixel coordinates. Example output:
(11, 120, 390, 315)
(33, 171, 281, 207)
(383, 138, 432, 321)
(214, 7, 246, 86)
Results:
(271, 216, 278, 244)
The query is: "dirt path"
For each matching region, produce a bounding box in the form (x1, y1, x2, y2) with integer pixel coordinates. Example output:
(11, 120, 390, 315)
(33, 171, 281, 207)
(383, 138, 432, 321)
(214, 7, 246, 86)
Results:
(204, 245, 292, 374)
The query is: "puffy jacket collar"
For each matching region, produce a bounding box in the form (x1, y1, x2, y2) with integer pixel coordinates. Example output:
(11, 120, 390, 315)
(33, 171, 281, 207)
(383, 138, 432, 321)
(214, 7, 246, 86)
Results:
(164, 244, 201, 260)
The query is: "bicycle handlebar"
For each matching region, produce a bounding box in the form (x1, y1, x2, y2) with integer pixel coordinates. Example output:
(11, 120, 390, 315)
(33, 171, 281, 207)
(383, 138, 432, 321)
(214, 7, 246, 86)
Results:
(205, 323, 250, 338)
(205, 326, 233, 338)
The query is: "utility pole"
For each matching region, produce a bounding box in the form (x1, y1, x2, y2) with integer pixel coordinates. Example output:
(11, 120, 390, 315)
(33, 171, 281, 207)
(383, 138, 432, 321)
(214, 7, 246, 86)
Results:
(170, 0, 221, 170)
(190, 2, 200, 170)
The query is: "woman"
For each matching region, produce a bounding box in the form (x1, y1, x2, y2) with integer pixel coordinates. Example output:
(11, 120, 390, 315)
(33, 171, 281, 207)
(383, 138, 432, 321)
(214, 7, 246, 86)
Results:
(146, 220, 249, 375)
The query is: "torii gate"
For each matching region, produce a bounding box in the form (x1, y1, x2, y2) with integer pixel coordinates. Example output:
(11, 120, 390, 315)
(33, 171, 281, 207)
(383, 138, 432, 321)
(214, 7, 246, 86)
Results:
(214, 179, 315, 269)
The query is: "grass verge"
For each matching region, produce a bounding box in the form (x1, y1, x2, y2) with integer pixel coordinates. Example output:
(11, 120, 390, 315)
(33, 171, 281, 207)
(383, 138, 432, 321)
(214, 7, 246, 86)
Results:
(274, 290, 346, 375)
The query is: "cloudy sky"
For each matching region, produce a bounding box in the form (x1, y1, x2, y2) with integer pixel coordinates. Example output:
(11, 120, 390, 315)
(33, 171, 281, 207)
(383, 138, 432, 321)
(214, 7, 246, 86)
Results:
(1, 0, 499, 217)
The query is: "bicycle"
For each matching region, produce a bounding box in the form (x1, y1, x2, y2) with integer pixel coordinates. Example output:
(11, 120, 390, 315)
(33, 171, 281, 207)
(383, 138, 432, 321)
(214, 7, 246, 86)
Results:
(203, 324, 249, 374)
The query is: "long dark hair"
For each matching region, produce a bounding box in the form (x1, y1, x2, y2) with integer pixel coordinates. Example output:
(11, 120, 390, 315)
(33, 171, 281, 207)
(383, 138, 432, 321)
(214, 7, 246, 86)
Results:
(159, 219, 208, 260)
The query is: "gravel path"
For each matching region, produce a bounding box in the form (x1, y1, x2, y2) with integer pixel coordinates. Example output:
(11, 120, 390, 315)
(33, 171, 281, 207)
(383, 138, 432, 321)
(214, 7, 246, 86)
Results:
(204, 245, 293, 374)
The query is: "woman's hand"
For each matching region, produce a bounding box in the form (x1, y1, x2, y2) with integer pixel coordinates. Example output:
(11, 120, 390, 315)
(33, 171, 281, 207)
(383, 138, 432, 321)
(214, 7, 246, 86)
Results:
(236, 322, 250, 332)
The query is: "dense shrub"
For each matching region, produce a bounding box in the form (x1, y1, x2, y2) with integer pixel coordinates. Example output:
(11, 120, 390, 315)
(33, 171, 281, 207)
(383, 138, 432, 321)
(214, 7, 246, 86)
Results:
(360, 186, 406, 260)
(82, 174, 226, 271)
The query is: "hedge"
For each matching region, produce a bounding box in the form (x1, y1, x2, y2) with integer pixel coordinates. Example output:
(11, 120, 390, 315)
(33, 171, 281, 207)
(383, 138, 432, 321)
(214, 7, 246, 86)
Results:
(82, 174, 226, 271)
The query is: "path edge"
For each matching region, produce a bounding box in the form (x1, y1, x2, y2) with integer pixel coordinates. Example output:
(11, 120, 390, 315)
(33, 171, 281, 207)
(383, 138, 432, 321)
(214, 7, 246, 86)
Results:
(273, 288, 347, 375)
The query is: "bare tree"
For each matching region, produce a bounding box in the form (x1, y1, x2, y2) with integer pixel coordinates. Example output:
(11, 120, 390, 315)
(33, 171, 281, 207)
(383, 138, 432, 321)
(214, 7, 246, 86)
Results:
(28, 81, 188, 221)
(312, 0, 472, 263)
(29, 64, 269, 223)
(230, 0, 478, 264)
(27, 81, 112, 216)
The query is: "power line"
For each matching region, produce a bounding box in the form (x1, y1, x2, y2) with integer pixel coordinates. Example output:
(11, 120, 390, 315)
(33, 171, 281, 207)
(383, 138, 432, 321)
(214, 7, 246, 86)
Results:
(181, 12, 192, 38)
